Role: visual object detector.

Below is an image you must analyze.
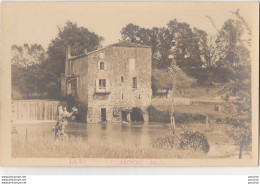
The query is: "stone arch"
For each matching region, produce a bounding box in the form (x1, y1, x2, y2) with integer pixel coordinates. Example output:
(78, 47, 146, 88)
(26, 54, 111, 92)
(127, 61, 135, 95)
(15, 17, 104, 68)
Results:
(130, 107, 144, 122)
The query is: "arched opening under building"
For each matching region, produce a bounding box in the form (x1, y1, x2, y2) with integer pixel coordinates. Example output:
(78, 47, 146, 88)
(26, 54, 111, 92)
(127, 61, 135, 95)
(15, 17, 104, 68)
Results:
(130, 107, 144, 122)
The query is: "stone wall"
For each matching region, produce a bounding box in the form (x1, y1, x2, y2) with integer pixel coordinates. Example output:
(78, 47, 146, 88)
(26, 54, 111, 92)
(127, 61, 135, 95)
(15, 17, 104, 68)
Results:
(64, 45, 152, 123)
(86, 46, 152, 123)
(67, 56, 89, 104)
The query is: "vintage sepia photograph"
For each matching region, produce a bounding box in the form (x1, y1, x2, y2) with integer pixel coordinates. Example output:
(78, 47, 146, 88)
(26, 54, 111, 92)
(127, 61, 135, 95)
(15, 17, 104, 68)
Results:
(0, 2, 258, 166)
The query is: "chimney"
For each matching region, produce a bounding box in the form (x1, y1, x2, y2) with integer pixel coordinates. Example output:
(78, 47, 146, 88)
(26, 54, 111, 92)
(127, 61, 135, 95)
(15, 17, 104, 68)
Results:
(84, 48, 88, 54)
(66, 46, 71, 61)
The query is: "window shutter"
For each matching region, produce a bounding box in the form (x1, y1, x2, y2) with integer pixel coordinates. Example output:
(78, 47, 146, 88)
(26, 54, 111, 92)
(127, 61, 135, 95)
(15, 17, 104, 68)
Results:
(129, 58, 136, 72)
(67, 82, 71, 94)
(98, 61, 100, 70)
(107, 79, 110, 91)
(95, 79, 99, 90)
(77, 77, 80, 95)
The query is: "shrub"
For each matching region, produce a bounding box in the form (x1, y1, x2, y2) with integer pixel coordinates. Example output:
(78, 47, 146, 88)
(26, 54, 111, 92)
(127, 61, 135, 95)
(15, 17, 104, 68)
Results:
(173, 112, 207, 124)
(152, 68, 197, 92)
(152, 135, 175, 149)
(75, 102, 87, 123)
(179, 128, 210, 153)
(66, 95, 87, 123)
(148, 105, 170, 123)
(148, 106, 207, 124)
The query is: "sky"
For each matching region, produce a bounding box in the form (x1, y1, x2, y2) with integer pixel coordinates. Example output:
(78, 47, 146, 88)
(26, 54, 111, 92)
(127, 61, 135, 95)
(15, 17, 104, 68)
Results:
(2, 2, 257, 50)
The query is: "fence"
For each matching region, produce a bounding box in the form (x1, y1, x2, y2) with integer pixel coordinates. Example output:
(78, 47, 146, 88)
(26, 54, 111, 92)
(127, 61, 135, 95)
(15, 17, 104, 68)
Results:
(152, 97, 191, 106)
(12, 100, 61, 123)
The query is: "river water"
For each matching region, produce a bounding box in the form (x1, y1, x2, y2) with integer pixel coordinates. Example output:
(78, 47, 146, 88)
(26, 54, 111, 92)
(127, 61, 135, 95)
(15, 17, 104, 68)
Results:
(66, 122, 171, 146)
(13, 122, 252, 159)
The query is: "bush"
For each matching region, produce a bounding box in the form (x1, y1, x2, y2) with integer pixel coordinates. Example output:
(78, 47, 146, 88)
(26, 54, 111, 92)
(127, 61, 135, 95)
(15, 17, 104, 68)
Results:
(66, 95, 87, 123)
(179, 128, 210, 153)
(173, 112, 207, 124)
(182, 66, 237, 85)
(148, 105, 207, 124)
(152, 135, 175, 149)
(75, 102, 87, 123)
(148, 105, 170, 123)
(152, 68, 197, 92)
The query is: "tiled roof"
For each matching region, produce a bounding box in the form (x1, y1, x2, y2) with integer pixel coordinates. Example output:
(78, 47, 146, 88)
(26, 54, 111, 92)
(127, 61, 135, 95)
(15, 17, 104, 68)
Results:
(112, 41, 151, 48)
(70, 41, 150, 60)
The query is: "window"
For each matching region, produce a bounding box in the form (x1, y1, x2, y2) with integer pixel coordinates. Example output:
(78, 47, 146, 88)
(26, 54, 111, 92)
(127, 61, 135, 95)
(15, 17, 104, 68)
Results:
(133, 77, 137, 89)
(71, 79, 77, 95)
(99, 79, 106, 89)
(129, 58, 136, 72)
(68, 61, 72, 75)
(100, 62, 105, 70)
(100, 53, 104, 59)
(121, 76, 124, 82)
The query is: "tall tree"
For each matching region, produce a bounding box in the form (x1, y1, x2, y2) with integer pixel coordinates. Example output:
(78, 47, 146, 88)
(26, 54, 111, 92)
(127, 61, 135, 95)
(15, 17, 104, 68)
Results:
(168, 61, 178, 132)
(192, 28, 216, 68)
(121, 19, 205, 69)
(167, 19, 202, 68)
(11, 44, 46, 98)
(216, 18, 250, 68)
(121, 23, 142, 43)
(202, 11, 251, 83)
(43, 21, 104, 97)
(12, 44, 45, 67)
(218, 9, 252, 158)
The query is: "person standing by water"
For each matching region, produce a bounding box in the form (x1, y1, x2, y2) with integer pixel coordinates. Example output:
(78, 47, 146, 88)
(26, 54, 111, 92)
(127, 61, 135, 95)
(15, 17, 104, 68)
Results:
(53, 106, 78, 138)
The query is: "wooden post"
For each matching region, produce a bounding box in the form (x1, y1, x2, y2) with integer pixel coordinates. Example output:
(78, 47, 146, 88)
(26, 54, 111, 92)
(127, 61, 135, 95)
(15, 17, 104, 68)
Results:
(143, 109, 149, 126)
(126, 112, 131, 122)
(169, 62, 177, 134)
(239, 143, 243, 159)
(239, 136, 245, 159)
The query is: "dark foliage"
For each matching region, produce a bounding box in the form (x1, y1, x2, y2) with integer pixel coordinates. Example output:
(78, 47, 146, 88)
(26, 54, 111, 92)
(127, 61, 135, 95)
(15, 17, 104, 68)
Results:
(174, 113, 207, 124)
(180, 128, 210, 153)
(11, 44, 46, 99)
(148, 105, 207, 124)
(66, 95, 87, 123)
(148, 105, 170, 123)
(152, 135, 175, 149)
(42, 21, 104, 97)
(121, 20, 205, 70)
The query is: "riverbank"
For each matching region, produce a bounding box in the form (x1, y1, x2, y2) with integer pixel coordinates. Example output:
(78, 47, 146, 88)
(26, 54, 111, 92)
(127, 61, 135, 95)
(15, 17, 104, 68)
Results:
(11, 122, 252, 159)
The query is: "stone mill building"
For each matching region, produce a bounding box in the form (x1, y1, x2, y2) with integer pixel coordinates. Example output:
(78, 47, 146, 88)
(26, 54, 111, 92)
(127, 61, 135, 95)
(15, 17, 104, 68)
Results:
(61, 41, 152, 124)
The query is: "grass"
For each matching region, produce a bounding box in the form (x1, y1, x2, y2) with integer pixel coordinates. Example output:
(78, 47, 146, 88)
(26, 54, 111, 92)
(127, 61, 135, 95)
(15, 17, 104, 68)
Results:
(175, 84, 224, 99)
(152, 99, 233, 122)
(12, 124, 205, 158)
(11, 121, 252, 159)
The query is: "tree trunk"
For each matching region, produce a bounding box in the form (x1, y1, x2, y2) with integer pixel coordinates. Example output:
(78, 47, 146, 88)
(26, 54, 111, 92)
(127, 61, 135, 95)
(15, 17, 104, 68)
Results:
(170, 90, 176, 133)
(239, 142, 243, 159)
(239, 136, 245, 159)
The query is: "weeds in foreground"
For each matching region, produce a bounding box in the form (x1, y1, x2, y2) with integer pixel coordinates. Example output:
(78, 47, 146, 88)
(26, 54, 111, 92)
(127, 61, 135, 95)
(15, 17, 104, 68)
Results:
(179, 127, 210, 153)
(12, 126, 207, 158)
(152, 135, 175, 149)
(153, 126, 210, 153)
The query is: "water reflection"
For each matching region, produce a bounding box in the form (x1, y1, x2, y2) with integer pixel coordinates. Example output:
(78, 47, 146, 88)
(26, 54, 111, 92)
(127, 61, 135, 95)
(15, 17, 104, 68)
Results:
(101, 123, 107, 130)
(66, 122, 170, 145)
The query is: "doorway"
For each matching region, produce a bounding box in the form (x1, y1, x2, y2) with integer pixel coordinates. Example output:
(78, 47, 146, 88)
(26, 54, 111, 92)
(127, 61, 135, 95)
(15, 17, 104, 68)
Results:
(121, 111, 127, 121)
(101, 108, 106, 122)
(130, 107, 144, 122)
